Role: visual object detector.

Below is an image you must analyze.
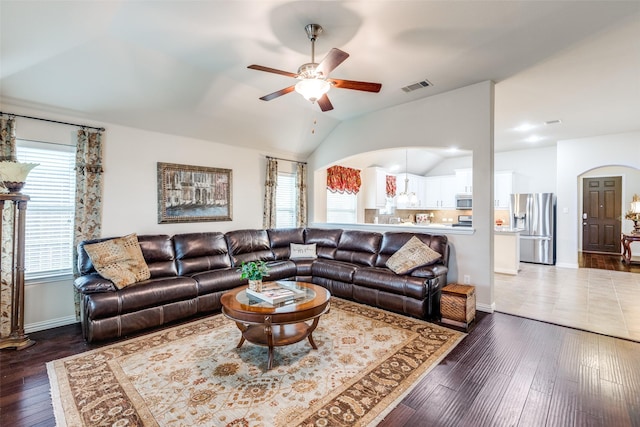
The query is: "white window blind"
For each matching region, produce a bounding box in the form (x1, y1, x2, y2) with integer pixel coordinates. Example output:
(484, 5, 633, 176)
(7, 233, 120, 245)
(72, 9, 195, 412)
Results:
(16, 140, 76, 280)
(326, 190, 357, 223)
(275, 172, 296, 228)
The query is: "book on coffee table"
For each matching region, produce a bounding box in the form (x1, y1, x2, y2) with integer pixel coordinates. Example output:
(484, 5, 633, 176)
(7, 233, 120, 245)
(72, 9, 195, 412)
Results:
(246, 284, 297, 305)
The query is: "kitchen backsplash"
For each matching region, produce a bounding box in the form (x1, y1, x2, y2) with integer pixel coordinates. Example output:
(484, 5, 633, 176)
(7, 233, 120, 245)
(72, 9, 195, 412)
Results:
(365, 208, 511, 225)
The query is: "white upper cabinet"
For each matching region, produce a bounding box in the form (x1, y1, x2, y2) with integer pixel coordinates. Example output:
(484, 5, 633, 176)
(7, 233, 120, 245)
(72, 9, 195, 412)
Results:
(455, 169, 473, 195)
(363, 167, 391, 209)
(494, 171, 514, 209)
(424, 175, 456, 209)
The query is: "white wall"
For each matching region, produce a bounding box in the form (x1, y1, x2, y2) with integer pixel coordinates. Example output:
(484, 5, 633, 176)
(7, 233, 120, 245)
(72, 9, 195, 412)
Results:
(5, 102, 298, 331)
(307, 81, 496, 312)
(557, 131, 640, 267)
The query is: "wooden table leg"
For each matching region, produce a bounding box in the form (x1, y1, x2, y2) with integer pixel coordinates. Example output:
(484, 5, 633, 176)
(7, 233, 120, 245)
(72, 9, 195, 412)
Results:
(622, 235, 632, 264)
(265, 316, 274, 370)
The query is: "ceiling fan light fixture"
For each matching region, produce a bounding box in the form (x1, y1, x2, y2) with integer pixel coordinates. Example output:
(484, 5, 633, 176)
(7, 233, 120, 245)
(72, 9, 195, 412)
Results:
(295, 78, 330, 102)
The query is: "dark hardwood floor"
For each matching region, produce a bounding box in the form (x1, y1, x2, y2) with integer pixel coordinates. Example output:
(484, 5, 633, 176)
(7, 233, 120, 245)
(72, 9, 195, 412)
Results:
(2, 311, 640, 426)
(579, 251, 640, 273)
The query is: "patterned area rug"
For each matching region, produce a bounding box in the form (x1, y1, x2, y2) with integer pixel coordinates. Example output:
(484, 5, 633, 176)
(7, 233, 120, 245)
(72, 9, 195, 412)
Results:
(47, 298, 464, 426)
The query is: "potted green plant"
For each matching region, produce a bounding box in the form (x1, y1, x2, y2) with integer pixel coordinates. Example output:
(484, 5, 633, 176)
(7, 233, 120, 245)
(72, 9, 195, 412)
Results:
(239, 260, 270, 291)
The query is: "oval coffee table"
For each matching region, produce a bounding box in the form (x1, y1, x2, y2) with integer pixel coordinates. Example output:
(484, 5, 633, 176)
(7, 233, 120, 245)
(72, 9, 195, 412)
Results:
(220, 282, 330, 370)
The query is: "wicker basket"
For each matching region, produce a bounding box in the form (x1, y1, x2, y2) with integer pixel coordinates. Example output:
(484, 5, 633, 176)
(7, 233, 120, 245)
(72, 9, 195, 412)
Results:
(441, 284, 476, 329)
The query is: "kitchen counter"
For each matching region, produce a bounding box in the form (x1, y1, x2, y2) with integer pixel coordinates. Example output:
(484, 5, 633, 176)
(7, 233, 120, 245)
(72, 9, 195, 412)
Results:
(494, 226, 524, 234)
(494, 229, 521, 275)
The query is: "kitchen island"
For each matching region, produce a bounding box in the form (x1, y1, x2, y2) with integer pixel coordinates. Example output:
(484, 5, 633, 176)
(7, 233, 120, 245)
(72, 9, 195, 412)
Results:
(494, 227, 522, 275)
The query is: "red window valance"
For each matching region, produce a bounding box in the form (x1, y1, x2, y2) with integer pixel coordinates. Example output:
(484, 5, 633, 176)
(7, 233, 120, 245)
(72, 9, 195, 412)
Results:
(327, 165, 361, 194)
(386, 175, 396, 197)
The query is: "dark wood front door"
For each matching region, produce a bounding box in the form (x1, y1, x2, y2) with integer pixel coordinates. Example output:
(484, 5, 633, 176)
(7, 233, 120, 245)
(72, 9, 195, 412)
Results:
(582, 176, 622, 253)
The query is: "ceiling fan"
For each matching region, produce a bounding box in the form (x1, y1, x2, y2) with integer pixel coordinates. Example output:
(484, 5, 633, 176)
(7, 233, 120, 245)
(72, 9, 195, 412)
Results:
(248, 24, 382, 112)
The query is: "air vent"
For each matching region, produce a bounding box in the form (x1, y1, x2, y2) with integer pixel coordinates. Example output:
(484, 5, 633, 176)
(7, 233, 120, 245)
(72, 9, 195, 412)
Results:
(545, 119, 562, 125)
(401, 79, 433, 93)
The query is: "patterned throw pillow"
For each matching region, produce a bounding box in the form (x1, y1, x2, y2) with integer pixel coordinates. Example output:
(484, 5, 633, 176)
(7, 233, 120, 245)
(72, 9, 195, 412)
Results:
(83, 233, 151, 289)
(289, 243, 318, 259)
(386, 236, 442, 275)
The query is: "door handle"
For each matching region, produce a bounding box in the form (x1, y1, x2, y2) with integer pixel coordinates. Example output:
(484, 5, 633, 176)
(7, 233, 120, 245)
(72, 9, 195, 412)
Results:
(582, 212, 587, 219)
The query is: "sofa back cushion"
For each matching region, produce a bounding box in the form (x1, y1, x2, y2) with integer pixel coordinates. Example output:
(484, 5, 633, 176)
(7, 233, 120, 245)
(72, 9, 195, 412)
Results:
(267, 228, 305, 260)
(77, 234, 177, 279)
(173, 232, 231, 276)
(334, 230, 382, 267)
(304, 228, 342, 259)
(376, 232, 449, 268)
(225, 229, 275, 266)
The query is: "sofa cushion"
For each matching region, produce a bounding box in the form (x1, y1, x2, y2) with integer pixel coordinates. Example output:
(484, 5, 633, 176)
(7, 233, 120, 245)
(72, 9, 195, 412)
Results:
(386, 236, 442, 274)
(334, 230, 382, 267)
(83, 233, 151, 289)
(311, 259, 358, 283)
(304, 228, 342, 259)
(192, 268, 246, 295)
(376, 232, 448, 268)
(268, 228, 305, 260)
(174, 232, 231, 276)
(353, 266, 428, 299)
(225, 229, 275, 265)
(84, 276, 198, 319)
(289, 243, 317, 259)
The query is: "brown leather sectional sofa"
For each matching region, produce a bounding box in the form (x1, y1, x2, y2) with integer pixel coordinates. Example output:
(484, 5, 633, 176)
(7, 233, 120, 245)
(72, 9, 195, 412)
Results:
(75, 228, 449, 342)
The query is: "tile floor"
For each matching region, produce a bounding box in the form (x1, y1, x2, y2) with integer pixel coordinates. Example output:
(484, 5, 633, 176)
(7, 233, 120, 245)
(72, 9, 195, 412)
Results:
(494, 263, 640, 342)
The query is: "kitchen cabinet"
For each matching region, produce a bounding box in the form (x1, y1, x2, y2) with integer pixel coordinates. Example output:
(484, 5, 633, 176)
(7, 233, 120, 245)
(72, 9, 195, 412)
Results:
(455, 169, 473, 194)
(494, 171, 513, 209)
(363, 167, 393, 209)
(424, 175, 456, 209)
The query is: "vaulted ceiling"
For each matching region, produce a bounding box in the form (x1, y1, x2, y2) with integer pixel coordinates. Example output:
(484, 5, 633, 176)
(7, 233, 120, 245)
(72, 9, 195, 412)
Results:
(1, 1, 639, 171)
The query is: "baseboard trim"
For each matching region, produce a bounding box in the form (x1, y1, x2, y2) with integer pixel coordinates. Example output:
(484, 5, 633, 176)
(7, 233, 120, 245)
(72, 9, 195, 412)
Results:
(25, 316, 78, 333)
(556, 262, 578, 269)
(476, 302, 495, 313)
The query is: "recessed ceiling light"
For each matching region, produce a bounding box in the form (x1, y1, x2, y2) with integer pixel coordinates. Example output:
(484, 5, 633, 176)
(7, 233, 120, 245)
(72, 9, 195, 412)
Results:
(525, 135, 542, 143)
(514, 123, 536, 132)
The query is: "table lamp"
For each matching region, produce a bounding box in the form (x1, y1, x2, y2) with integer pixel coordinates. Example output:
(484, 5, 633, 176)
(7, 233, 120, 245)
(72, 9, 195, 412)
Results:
(626, 194, 640, 234)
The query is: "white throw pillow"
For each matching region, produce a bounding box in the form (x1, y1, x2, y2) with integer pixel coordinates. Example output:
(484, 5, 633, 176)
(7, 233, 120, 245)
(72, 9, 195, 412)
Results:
(289, 243, 318, 259)
(386, 236, 441, 275)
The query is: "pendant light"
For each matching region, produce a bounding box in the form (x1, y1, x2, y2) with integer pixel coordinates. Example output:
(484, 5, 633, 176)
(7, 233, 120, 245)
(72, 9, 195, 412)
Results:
(396, 149, 417, 206)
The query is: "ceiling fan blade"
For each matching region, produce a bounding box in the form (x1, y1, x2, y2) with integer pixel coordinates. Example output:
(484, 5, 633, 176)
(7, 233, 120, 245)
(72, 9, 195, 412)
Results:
(317, 94, 333, 112)
(315, 48, 349, 77)
(259, 85, 296, 101)
(248, 64, 298, 78)
(330, 79, 382, 93)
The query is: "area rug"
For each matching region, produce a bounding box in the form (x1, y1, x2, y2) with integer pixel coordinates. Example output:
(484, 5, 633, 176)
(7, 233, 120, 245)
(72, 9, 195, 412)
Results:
(47, 298, 464, 427)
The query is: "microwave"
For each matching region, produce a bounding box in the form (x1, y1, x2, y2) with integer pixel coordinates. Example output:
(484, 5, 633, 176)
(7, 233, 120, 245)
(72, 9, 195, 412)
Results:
(455, 195, 472, 209)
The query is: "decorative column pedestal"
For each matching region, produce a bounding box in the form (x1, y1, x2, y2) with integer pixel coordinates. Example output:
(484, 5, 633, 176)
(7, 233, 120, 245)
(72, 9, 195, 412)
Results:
(0, 193, 35, 350)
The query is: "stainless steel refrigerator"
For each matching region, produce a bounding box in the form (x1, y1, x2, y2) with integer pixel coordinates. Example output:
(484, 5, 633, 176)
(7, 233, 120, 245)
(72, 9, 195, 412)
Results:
(510, 193, 556, 265)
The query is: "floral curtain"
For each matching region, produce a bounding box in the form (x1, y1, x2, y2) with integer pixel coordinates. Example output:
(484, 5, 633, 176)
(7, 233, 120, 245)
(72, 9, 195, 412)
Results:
(386, 175, 397, 197)
(73, 129, 104, 319)
(326, 165, 361, 194)
(0, 116, 17, 162)
(0, 117, 16, 338)
(263, 157, 278, 229)
(296, 162, 307, 227)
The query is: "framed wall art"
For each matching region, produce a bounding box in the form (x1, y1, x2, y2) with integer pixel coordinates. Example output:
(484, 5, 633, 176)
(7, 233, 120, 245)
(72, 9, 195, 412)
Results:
(157, 162, 232, 223)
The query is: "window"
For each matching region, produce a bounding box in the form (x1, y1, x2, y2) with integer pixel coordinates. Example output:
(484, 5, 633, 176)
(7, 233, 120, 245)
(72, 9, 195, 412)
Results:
(326, 190, 357, 223)
(275, 172, 296, 228)
(16, 140, 76, 281)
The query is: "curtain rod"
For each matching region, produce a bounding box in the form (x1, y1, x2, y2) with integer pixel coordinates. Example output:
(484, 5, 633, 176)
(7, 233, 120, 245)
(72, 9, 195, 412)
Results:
(266, 155, 307, 164)
(0, 111, 105, 132)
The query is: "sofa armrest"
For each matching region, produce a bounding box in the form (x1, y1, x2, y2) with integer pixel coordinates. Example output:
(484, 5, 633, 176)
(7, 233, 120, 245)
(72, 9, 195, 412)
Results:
(74, 273, 117, 294)
(410, 264, 448, 279)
